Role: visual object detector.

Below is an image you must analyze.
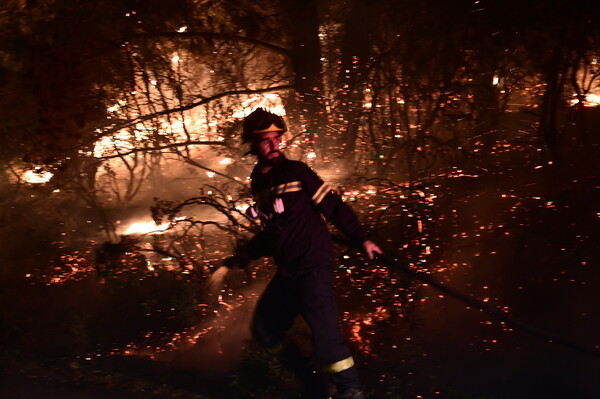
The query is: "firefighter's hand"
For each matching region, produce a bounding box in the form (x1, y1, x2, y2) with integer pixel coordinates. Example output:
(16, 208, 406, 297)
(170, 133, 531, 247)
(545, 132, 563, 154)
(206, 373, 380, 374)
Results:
(363, 240, 383, 260)
(246, 201, 272, 220)
(224, 252, 251, 269)
(247, 198, 284, 220)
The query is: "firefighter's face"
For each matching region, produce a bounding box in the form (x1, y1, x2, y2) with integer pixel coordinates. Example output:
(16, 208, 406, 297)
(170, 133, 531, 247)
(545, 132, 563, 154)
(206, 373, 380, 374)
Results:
(254, 131, 282, 161)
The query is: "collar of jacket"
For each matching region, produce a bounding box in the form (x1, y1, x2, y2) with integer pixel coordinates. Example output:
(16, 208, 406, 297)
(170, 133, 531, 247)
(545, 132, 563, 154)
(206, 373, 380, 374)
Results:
(250, 154, 289, 179)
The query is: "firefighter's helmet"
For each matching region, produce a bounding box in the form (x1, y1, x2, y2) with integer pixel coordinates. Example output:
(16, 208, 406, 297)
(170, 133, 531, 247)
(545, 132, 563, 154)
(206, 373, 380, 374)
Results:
(242, 107, 287, 144)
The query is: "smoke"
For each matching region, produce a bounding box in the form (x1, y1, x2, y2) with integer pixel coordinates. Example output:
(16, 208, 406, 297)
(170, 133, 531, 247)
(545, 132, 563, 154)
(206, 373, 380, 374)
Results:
(154, 269, 271, 373)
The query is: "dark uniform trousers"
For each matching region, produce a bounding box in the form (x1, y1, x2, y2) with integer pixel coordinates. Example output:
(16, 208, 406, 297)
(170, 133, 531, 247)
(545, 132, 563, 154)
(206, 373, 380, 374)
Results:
(251, 265, 360, 391)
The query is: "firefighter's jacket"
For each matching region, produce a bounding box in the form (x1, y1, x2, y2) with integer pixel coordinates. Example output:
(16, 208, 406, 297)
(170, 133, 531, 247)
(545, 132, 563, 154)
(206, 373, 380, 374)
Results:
(243, 157, 367, 272)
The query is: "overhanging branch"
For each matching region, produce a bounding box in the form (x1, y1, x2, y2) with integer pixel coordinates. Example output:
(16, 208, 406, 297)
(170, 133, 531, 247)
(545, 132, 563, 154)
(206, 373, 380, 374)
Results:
(93, 85, 294, 141)
(134, 32, 292, 56)
(97, 140, 226, 160)
(176, 151, 246, 186)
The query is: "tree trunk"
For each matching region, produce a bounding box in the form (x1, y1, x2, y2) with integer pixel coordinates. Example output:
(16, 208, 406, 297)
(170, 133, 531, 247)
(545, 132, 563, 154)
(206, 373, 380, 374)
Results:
(336, 0, 374, 160)
(539, 28, 573, 164)
(281, 0, 327, 150)
(472, 64, 500, 167)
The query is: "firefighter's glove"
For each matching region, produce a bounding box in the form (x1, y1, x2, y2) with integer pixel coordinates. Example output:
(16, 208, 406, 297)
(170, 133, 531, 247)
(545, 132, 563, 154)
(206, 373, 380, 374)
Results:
(224, 252, 251, 269)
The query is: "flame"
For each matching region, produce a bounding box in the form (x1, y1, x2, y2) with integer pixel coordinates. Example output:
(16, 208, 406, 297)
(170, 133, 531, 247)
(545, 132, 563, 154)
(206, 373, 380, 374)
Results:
(235, 204, 250, 212)
(93, 130, 138, 157)
(92, 98, 286, 159)
(22, 168, 53, 184)
(231, 94, 286, 118)
(571, 93, 600, 107)
(120, 220, 170, 235)
(107, 104, 120, 113)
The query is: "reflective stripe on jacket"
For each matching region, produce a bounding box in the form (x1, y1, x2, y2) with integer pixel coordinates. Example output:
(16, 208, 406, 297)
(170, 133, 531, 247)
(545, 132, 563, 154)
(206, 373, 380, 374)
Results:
(245, 158, 367, 269)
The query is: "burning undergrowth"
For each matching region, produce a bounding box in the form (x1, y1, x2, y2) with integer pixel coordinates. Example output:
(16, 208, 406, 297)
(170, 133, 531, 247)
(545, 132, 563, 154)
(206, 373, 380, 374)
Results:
(1, 150, 599, 398)
(0, 168, 438, 351)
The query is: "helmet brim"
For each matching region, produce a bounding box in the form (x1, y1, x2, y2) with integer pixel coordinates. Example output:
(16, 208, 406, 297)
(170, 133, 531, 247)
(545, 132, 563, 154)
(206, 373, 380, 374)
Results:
(252, 123, 286, 134)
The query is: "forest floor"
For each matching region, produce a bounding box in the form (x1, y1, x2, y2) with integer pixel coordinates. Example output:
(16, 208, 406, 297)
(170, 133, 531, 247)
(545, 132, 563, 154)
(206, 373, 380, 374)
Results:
(1, 151, 599, 399)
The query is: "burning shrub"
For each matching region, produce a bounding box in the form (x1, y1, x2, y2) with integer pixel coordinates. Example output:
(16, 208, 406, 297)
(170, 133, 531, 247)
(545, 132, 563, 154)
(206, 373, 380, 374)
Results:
(94, 236, 147, 280)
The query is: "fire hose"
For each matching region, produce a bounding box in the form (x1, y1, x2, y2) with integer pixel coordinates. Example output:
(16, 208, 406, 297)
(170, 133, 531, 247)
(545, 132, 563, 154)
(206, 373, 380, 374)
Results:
(373, 252, 600, 359)
(221, 230, 599, 359)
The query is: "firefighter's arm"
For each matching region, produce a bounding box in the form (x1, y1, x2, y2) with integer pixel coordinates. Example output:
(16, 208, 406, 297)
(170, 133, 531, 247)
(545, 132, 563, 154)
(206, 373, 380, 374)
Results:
(225, 230, 274, 269)
(299, 164, 370, 248)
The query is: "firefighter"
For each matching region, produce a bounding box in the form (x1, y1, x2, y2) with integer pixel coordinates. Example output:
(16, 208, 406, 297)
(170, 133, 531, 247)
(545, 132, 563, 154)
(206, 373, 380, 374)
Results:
(227, 108, 382, 399)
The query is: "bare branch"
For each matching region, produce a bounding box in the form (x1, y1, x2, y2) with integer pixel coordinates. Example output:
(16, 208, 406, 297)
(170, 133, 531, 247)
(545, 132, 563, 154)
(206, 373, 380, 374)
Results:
(174, 150, 246, 186)
(93, 85, 294, 141)
(133, 32, 292, 56)
(97, 140, 227, 160)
